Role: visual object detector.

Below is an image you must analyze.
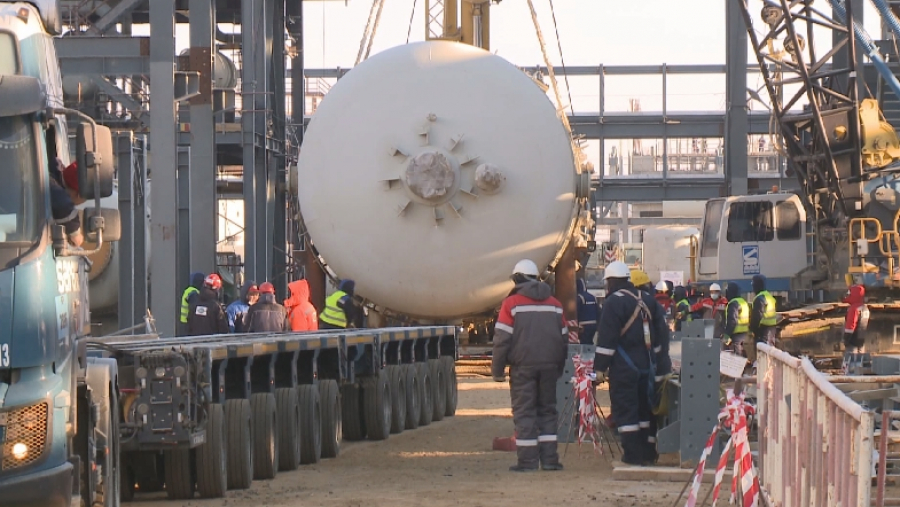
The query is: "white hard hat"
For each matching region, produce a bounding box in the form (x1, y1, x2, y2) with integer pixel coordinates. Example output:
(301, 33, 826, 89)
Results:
(709, 283, 721, 292)
(604, 261, 630, 280)
(655, 280, 669, 291)
(512, 259, 540, 277)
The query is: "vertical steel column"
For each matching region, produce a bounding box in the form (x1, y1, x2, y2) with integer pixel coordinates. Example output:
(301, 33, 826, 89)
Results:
(149, 0, 178, 337)
(177, 147, 192, 291)
(662, 63, 668, 180)
(725, 0, 749, 196)
(189, 0, 217, 274)
(260, 0, 275, 287)
(834, 0, 864, 99)
(242, 0, 260, 283)
(272, 0, 289, 298)
(133, 134, 148, 321)
(116, 133, 135, 330)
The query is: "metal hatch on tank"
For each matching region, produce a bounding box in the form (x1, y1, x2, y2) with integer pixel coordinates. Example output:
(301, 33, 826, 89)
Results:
(297, 41, 581, 320)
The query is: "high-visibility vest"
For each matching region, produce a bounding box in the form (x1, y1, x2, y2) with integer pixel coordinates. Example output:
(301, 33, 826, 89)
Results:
(320, 290, 348, 328)
(676, 300, 692, 321)
(730, 297, 750, 334)
(180, 286, 199, 324)
(754, 291, 778, 327)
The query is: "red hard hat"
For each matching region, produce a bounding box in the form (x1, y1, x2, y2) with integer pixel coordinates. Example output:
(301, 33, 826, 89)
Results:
(259, 282, 275, 294)
(62, 162, 79, 192)
(204, 274, 222, 290)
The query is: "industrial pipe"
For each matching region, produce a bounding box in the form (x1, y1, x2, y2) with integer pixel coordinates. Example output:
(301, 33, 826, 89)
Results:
(869, 0, 900, 49)
(829, 0, 900, 99)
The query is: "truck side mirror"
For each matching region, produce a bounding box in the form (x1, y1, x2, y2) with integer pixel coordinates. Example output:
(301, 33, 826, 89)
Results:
(75, 122, 114, 200)
(82, 207, 121, 242)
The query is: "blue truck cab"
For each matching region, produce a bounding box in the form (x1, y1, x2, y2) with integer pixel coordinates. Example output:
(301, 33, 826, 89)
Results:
(0, 2, 121, 506)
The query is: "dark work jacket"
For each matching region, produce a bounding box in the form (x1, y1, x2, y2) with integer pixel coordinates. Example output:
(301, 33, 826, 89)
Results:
(187, 287, 229, 335)
(594, 282, 672, 381)
(245, 294, 289, 333)
(491, 280, 568, 378)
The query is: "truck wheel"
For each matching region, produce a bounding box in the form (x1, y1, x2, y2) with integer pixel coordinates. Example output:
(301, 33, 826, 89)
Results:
(164, 449, 194, 500)
(341, 383, 366, 441)
(276, 388, 301, 471)
(429, 359, 447, 421)
(250, 393, 279, 479)
(298, 385, 322, 464)
(402, 364, 420, 430)
(388, 366, 406, 434)
(441, 356, 458, 416)
(196, 403, 228, 498)
(319, 380, 341, 458)
(224, 399, 253, 490)
(363, 370, 392, 441)
(417, 363, 433, 426)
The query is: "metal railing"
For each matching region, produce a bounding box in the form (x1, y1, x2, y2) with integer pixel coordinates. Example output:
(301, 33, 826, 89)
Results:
(757, 343, 875, 507)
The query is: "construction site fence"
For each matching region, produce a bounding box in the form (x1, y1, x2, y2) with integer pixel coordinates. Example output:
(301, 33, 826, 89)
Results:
(757, 343, 875, 507)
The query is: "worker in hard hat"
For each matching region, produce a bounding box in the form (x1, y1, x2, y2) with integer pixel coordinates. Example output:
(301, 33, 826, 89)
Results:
(179, 272, 206, 336)
(722, 282, 750, 356)
(841, 284, 868, 353)
(245, 282, 290, 332)
(576, 277, 599, 345)
(285, 279, 319, 332)
(187, 274, 230, 335)
(672, 286, 692, 332)
(689, 283, 726, 335)
(748, 275, 777, 363)
(654, 281, 672, 315)
(492, 259, 568, 472)
(630, 269, 652, 292)
(226, 280, 259, 333)
(594, 261, 672, 466)
(320, 279, 356, 329)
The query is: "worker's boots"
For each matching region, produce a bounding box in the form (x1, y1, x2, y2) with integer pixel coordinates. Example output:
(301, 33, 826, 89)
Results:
(620, 433, 644, 466)
(539, 438, 563, 471)
(510, 442, 539, 472)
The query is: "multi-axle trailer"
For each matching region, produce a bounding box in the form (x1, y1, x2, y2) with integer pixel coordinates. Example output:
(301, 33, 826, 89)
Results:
(92, 326, 459, 501)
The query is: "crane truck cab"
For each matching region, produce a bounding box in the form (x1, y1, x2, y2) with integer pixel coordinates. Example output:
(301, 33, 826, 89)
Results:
(0, 3, 121, 507)
(695, 192, 808, 296)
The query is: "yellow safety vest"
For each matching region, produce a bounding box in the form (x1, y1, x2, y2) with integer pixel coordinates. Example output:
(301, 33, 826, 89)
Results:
(731, 297, 750, 334)
(320, 290, 348, 328)
(676, 300, 692, 321)
(180, 286, 199, 324)
(755, 291, 778, 327)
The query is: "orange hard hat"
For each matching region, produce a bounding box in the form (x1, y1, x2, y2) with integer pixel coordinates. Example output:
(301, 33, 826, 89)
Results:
(259, 282, 275, 294)
(204, 274, 222, 290)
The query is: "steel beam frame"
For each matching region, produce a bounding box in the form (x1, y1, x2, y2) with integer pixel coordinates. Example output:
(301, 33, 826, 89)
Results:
(188, 0, 217, 275)
(116, 132, 149, 330)
(149, 0, 178, 337)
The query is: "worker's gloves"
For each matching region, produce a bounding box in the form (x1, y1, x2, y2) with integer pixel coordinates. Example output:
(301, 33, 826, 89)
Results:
(723, 335, 733, 347)
(493, 375, 506, 383)
(593, 371, 607, 384)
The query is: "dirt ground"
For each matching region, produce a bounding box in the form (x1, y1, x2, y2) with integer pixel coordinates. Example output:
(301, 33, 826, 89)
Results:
(130, 378, 692, 507)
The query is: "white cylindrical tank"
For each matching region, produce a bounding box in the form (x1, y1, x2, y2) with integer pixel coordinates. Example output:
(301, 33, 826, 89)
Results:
(297, 41, 579, 319)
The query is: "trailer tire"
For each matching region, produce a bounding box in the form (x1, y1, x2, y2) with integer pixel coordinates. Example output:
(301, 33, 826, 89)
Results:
(441, 356, 458, 416)
(402, 364, 420, 430)
(429, 359, 447, 422)
(164, 449, 194, 500)
(276, 388, 301, 471)
(224, 399, 253, 490)
(196, 403, 228, 498)
(341, 383, 366, 441)
(417, 363, 433, 426)
(298, 385, 322, 464)
(250, 393, 279, 480)
(319, 380, 341, 458)
(362, 370, 391, 441)
(120, 462, 135, 502)
(132, 452, 164, 493)
(388, 366, 407, 434)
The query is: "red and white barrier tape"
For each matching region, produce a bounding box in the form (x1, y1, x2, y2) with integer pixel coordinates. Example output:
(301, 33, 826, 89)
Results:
(685, 389, 759, 507)
(570, 354, 605, 453)
(568, 319, 580, 344)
